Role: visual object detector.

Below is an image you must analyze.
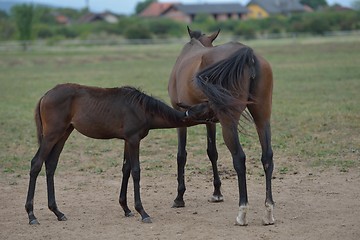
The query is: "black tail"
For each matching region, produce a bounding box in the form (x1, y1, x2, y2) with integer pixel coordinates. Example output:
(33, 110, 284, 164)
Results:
(195, 47, 257, 121)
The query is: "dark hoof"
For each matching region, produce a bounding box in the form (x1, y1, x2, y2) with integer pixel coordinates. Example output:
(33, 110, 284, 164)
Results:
(172, 200, 185, 208)
(58, 215, 67, 221)
(125, 212, 134, 217)
(29, 219, 40, 225)
(142, 217, 152, 223)
(209, 195, 224, 203)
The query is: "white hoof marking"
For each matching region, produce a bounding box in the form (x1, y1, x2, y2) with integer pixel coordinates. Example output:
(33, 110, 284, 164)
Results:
(235, 205, 248, 226)
(262, 203, 275, 225)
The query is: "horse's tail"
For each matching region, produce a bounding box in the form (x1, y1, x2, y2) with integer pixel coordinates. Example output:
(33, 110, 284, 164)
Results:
(195, 46, 257, 121)
(34, 97, 43, 146)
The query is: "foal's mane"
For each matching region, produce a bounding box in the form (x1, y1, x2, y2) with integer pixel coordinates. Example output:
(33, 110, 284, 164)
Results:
(121, 86, 180, 122)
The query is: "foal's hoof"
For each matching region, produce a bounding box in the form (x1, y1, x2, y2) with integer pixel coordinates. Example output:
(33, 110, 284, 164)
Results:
(58, 215, 67, 221)
(125, 212, 134, 217)
(141, 217, 152, 223)
(29, 219, 40, 225)
(209, 195, 224, 203)
(172, 200, 185, 208)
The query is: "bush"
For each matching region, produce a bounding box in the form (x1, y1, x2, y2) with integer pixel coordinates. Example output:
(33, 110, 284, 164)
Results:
(124, 24, 152, 39)
(34, 24, 53, 39)
(146, 18, 183, 38)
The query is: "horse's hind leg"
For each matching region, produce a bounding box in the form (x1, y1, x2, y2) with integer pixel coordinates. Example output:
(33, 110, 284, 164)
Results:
(248, 105, 275, 225)
(206, 123, 223, 202)
(25, 137, 59, 225)
(45, 127, 73, 222)
(119, 149, 133, 217)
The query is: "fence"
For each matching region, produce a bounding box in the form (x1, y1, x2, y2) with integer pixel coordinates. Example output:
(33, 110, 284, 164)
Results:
(1, 30, 360, 52)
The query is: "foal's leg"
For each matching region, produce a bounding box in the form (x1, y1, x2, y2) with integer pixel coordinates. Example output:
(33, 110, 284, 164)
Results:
(126, 140, 151, 223)
(221, 123, 248, 226)
(119, 149, 133, 217)
(25, 137, 59, 225)
(172, 127, 187, 208)
(45, 127, 73, 222)
(206, 123, 223, 202)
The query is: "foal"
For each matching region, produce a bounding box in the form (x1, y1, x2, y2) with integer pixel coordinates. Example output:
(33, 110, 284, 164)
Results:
(25, 83, 214, 225)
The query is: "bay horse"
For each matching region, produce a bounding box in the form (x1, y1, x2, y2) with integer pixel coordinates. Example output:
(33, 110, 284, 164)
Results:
(25, 83, 215, 225)
(168, 27, 274, 225)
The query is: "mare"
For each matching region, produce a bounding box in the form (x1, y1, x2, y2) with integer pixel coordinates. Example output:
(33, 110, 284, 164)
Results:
(168, 27, 274, 225)
(25, 83, 214, 225)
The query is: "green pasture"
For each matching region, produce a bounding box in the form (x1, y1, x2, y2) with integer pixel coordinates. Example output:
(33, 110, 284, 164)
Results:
(0, 35, 359, 177)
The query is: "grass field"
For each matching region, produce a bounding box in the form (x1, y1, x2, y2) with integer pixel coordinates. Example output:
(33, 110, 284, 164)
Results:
(0, 35, 359, 177)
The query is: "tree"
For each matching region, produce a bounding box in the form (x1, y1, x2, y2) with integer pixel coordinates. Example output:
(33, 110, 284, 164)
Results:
(135, 0, 157, 15)
(300, 0, 328, 10)
(352, 0, 360, 10)
(11, 4, 34, 50)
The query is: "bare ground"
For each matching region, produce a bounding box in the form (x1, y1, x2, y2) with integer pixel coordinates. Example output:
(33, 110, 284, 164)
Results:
(1, 162, 359, 240)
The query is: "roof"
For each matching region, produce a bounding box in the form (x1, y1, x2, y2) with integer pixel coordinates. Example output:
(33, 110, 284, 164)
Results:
(173, 3, 249, 15)
(248, 0, 305, 14)
(139, 2, 175, 17)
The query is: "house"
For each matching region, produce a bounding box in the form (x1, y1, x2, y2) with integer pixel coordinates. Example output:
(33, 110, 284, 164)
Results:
(139, 2, 175, 17)
(78, 11, 119, 24)
(247, 0, 306, 19)
(139, 2, 248, 23)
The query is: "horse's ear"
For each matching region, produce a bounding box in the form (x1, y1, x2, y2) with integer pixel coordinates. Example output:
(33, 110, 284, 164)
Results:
(187, 26, 193, 38)
(177, 102, 191, 110)
(210, 29, 220, 43)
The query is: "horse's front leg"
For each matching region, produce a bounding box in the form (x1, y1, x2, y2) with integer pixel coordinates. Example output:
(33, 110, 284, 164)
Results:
(221, 124, 248, 226)
(127, 140, 151, 223)
(172, 127, 187, 208)
(206, 123, 223, 202)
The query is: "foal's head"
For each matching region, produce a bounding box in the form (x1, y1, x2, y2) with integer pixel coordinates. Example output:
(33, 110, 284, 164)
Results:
(187, 26, 220, 47)
(179, 102, 217, 124)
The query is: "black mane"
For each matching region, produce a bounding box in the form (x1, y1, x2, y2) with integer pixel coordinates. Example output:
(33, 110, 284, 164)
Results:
(121, 86, 180, 122)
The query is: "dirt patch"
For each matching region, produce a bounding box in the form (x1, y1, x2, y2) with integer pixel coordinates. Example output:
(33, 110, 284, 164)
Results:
(1, 167, 359, 240)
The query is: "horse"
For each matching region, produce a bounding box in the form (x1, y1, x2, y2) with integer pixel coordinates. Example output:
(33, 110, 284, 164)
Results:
(168, 27, 275, 226)
(25, 83, 215, 225)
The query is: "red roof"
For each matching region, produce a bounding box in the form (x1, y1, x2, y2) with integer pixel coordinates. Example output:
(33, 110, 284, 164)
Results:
(139, 2, 176, 17)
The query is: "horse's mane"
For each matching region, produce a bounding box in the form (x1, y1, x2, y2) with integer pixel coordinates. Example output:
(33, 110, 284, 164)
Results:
(121, 86, 180, 122)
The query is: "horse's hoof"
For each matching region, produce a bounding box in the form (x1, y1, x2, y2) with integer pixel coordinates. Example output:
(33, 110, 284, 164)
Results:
(262, 218, 275, 225)
(125, 212, 134, 217)
(235, 205, 248, 226)
(209, 195, 224, 203)
(172, 200, 185, 208)
(58, 215, 67, 221)
(29, 219, 40, 225)
(141, 217, 152, 223)
(262, 203, 275, 225)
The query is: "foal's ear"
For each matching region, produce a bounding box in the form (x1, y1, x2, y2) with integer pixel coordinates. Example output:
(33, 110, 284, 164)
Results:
(210, 29, 220, 43)
(177, 102, 191, 110)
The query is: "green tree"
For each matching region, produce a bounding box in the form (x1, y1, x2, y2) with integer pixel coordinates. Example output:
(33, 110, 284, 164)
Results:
(300, 0, 328, 9)
(135, 0, 157, 14)
(11, 4, 34, 50)
(352, 0, 360, 10)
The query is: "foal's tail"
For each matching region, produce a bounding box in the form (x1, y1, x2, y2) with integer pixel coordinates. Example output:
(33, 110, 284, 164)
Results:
(195, 47, 257, 121)
(34, 97, 44, 146)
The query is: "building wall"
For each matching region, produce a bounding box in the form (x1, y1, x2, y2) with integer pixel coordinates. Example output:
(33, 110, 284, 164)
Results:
(163, 9, 191, 23)
(247, 4, 269, 19)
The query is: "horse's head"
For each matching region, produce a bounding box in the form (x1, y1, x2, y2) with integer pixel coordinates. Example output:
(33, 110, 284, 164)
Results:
(178, 102, 217, 124)
(187, 26, 220, 47)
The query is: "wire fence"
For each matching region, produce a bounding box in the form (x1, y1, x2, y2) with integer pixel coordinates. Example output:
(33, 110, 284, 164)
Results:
(1, 30, 360, 52)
